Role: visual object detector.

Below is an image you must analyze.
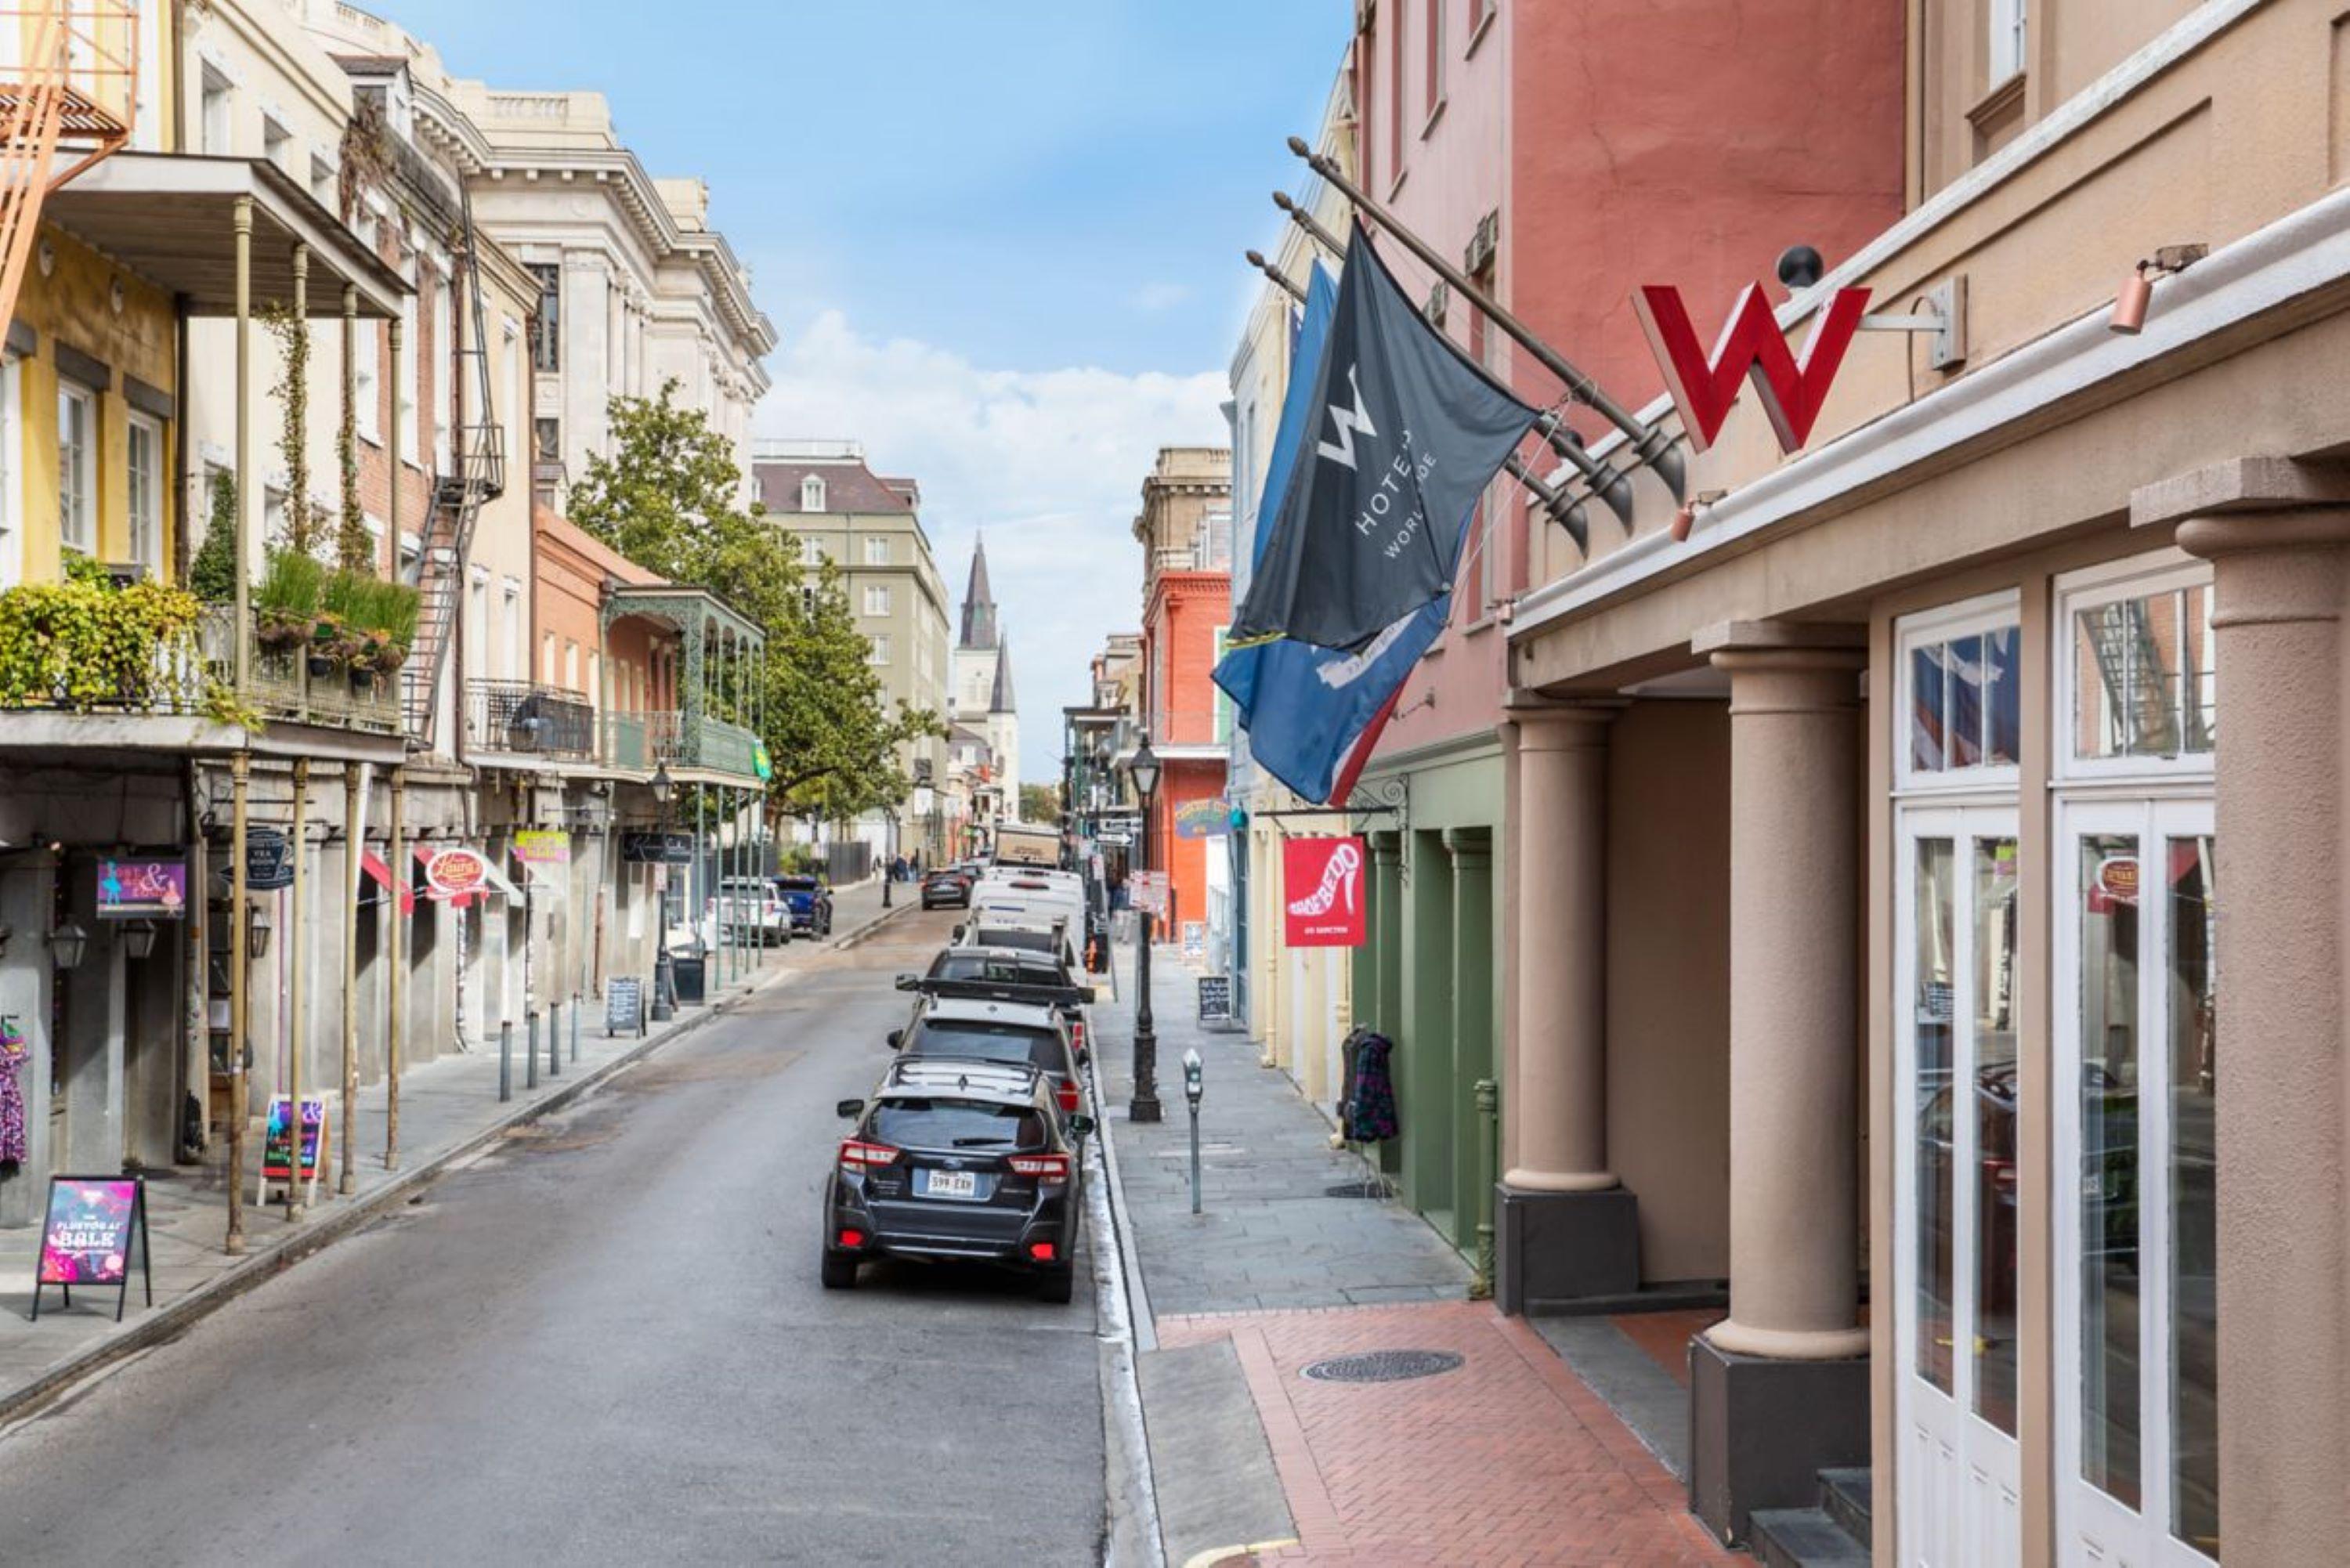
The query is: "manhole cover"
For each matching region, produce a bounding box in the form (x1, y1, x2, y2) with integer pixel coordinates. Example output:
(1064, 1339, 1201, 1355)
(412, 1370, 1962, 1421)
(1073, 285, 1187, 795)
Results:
(1300, 1349, 1464, 1384)
(1323, 1180, 1390, 1199)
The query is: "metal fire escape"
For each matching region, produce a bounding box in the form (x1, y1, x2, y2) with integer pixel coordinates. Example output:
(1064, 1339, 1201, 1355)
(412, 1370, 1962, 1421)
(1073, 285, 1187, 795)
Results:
(2084, 599, 2178, 757)
(401, 180, 505, 747)
(0, 2, 137, 335)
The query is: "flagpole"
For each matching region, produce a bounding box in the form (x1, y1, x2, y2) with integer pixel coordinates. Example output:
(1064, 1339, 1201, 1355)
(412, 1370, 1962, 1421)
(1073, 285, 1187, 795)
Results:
(1244, 250, 1588, 551)
(1284, 136, 1686, 502)
(1274, 191, 1627, 529)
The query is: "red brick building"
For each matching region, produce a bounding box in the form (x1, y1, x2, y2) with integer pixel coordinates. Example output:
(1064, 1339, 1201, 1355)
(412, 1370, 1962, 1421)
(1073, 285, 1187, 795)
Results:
(1132, 447, 1233, 943)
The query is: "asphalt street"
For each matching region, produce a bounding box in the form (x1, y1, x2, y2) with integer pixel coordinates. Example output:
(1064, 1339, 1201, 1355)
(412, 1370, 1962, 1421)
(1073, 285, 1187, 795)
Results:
(0, 909, 1108, 1568)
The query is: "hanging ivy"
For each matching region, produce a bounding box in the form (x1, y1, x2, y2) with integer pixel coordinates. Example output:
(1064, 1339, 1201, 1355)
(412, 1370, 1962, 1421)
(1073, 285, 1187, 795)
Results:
(262, 302, 321, 557)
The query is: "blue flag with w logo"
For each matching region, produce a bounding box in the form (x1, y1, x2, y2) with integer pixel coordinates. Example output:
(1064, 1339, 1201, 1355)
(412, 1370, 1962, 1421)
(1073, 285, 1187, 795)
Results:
(1217, 263, 1453, 805)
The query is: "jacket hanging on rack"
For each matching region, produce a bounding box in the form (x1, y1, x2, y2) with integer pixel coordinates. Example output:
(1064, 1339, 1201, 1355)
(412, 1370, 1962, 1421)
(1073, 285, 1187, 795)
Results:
(1340, 1029, 1398, 1144)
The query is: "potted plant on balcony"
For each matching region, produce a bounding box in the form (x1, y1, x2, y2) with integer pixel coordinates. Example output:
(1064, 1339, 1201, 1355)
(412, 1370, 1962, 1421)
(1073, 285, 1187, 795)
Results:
(254, 547, 324, 656)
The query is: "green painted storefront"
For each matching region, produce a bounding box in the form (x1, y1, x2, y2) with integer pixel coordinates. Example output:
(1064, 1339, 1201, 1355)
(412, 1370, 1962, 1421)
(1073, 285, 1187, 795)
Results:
(1350, 732, 1503, 1259)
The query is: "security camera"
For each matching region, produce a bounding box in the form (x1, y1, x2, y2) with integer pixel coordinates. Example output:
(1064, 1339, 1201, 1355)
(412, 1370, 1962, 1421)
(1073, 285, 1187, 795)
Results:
(1776, 244, 1826, 291)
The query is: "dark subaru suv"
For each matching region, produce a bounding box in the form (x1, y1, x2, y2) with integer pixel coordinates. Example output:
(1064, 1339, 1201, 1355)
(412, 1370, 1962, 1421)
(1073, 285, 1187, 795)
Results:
(823, 1057, 1090, 1302)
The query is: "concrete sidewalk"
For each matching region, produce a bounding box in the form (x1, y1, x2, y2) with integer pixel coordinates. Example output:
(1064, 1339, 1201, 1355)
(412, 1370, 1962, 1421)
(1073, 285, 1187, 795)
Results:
(1095, 945, 1721, 1566)
(0, 883, 910, 1427)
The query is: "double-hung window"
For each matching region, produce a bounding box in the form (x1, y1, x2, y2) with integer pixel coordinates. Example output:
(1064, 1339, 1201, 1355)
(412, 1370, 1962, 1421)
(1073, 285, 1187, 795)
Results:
(56, 382, 94, 555)
(126, 411, 162, 572)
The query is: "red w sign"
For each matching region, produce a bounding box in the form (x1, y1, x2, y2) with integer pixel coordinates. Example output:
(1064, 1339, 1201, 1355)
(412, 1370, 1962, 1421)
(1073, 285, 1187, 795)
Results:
(1632, 283, 1871, 454)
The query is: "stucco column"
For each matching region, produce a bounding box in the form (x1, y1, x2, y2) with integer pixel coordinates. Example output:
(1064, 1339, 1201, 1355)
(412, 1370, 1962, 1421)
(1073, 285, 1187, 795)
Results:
(2134, 457, 2350, 1563)
(1700, 625, 1868, 1360)
(1493, 699, 1636, 1313)
(1502, 701, 1619, 1191)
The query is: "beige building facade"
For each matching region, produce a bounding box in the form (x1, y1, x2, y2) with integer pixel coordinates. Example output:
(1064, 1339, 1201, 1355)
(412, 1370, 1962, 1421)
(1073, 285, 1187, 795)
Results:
(1498, 4, 2350, 1564)
(754, 440, 951, 860)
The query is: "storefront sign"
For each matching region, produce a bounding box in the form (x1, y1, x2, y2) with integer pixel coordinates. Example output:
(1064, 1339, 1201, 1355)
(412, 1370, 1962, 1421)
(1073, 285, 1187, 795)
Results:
(2093, 854, 2141, 908)
(1180, 921, 1206, 962)
(1130, 870, 1170, 917)
(244, 826, 294, 891)
(423, 847, 489, 900)
(96, 857, 186, 919)
(1175, 800, 1232, 839)
(32, 1176, 150, 1322)
(1632, 282, 1872, 453)
(514, 829, 571, 865)
(621, 832, 695, 865)
(1284, 836, 1367, 948)
(262, 1095, 328, 1187)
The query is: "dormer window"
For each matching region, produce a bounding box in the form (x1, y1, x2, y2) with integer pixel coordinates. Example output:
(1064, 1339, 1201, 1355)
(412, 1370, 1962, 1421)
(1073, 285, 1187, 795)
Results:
(801, 475, 826, 512)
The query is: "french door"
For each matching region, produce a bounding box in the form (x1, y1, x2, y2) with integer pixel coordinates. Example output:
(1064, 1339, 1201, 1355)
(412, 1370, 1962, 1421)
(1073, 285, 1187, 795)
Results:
(1895, 806, 2023, 1568)
(2055, 797, 2218, 1567)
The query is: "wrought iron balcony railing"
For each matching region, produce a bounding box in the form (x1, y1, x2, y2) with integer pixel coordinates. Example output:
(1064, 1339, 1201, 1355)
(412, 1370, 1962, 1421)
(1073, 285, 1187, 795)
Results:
(464, 677, 598, 761)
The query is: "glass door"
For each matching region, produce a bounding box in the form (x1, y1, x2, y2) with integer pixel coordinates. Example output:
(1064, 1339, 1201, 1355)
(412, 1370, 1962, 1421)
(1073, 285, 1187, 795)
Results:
(2056, 799, 2218, 1566)
(1895, 807, 2023, 1568)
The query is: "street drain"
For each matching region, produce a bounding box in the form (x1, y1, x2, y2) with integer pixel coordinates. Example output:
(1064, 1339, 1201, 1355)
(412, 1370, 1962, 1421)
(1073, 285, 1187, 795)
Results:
(1323, 1180, 1391, 1199)
(1300, 1349, 1464, 1385)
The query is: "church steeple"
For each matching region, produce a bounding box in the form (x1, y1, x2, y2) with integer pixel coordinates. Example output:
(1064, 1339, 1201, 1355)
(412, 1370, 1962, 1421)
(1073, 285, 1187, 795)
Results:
(990, 635, 1016, 714)
(958, 533, 998, 650)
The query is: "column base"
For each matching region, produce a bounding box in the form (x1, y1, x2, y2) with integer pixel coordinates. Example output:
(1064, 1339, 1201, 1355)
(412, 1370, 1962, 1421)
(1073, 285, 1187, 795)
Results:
(1494, 1184, 1640, 1313)
(1688, 1334, 1870, 1545)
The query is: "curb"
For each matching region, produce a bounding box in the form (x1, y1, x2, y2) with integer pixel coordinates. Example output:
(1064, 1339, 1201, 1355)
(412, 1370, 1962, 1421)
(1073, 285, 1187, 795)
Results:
(0, 958, 801, 1431)
(831, 897, 918, 951)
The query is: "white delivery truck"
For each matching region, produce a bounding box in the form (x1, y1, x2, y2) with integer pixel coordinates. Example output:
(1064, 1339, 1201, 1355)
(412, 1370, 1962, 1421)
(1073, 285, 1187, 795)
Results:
(992, 823, 1061, 869)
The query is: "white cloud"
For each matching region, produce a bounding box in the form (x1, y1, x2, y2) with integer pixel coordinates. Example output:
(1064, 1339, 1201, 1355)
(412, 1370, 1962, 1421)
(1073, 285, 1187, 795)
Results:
(754, 311, 1228, 784)
(1132, 280, 1192, 313)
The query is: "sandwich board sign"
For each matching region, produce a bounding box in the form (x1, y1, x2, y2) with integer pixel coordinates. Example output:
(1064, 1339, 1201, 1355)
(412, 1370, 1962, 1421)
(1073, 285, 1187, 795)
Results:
(261, 1095, 329, 1204)
(32, 1176, 151, 1322)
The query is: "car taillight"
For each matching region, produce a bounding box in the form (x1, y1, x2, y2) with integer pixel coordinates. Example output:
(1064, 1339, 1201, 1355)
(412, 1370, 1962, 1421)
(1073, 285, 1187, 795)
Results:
(837, 1227, 866, 1248)
(1055, 1078, 1080, 1115)
(1028, 1241, 1057, 1262)
(1007, 1151, 1071, 1181)
(838, 1139, 898, 1172)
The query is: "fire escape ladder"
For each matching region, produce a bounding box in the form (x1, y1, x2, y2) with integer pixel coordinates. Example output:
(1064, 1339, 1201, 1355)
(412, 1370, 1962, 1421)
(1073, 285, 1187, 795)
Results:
(401, 179, 506, 747)
(0, 3, 136, 340)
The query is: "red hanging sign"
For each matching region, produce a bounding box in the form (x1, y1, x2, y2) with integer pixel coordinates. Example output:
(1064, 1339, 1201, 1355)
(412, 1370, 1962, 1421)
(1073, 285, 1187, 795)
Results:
(1284, 836, 1367, 948)
(1632, 282, 1871, 454)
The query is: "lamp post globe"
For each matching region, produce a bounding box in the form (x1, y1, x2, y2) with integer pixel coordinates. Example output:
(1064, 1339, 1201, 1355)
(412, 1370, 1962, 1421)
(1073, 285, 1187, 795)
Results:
(1125, 736, 1162, 1124)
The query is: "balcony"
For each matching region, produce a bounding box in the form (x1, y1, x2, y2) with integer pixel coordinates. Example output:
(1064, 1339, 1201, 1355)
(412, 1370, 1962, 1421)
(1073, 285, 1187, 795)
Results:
(602, 709, 759, 779)
(465, 679, 597, 761)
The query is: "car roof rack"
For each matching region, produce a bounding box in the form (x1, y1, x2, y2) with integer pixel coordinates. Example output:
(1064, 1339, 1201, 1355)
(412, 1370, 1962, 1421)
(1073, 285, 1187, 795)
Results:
(897, 974, 1093, 1006)
(880, 1056, 1045, 1100)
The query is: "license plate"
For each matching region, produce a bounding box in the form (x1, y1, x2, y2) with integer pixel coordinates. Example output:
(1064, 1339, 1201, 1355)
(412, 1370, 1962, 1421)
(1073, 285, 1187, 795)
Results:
(924, 1169, 978, 1200)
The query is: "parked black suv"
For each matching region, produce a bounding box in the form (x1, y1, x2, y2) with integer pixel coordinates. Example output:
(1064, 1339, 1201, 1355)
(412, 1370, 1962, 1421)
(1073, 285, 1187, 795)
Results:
(823, 1057, 1090, 1301)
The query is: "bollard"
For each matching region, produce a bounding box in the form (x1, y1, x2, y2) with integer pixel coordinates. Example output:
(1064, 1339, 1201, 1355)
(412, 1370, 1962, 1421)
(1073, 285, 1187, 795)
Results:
(1472, 1078, 1499, 1301)
(526, 1010, 540, 1090)
(1183, 1049, 1204, 1216)
(498, 1020, 513, 1103)
(570, 995, 580, 1063)
(548, 1000, 562, 1078)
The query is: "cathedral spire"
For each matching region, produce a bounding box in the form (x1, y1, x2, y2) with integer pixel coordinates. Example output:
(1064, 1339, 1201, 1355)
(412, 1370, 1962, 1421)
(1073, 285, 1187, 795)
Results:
(958, 533, 998, 650)
(990, 635, 1016, 714)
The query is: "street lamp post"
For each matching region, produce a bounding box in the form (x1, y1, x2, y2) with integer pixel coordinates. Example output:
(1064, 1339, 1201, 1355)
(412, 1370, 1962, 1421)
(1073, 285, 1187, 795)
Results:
(650, 763, 676, 1021)
(1126, 737, 1162, 1124)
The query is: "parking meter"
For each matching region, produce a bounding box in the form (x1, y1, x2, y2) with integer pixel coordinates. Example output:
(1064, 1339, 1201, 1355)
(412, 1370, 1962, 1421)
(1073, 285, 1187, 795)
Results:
(1183, 1049, 1204, 1214)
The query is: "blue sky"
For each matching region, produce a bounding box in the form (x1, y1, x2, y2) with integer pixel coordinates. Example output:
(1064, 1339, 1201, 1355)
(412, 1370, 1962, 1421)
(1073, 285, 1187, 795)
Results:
(381, 1, 1354, 779)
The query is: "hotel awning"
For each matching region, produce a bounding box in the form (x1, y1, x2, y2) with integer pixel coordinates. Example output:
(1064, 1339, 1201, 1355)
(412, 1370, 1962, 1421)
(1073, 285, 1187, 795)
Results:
(44, 152, 408, 320)
(360, 850, 415, 916)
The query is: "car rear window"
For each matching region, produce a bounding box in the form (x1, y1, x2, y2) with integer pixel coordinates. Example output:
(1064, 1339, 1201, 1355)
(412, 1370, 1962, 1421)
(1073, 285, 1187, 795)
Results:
(972, 928, 1055, 955)
(872, 1099, 1046, 1151)
(927, 952, 1065, 987)
(908, 1020, 1068, 1071)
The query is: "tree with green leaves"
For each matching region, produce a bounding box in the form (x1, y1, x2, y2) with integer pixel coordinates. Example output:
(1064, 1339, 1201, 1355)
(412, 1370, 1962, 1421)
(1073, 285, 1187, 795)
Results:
(1018, 782, 1061, 823)
(566, 381, 944, 820)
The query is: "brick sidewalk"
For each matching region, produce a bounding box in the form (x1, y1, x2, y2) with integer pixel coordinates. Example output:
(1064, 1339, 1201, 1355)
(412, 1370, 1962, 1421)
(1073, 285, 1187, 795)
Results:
(1159, 1301, 1734, 1567)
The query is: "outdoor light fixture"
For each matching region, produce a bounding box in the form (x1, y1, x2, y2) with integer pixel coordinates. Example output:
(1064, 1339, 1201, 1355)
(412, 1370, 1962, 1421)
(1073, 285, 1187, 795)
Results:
(1670, 489, 1730, 544)
(1126, 734, 1164, 1123)
(49, 919, 89, 972)
(1127, 737, 1161, 803)
(247, 903, 273, 959)
(2110, 244, 2208, 336)
(650, 763, 675, 807)
(125, 920, 160, 961)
